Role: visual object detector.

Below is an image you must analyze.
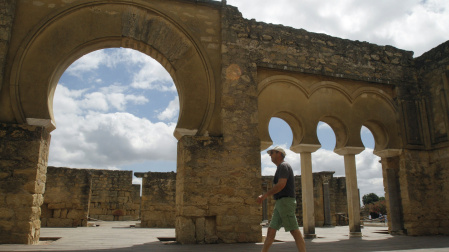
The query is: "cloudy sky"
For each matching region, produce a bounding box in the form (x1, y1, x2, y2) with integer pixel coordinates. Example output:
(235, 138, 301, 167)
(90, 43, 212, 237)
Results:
(49, 0, 449, 201)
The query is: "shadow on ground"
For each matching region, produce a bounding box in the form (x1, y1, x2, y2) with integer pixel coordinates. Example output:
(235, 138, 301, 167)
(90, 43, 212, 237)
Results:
(18, 234, 449, 252)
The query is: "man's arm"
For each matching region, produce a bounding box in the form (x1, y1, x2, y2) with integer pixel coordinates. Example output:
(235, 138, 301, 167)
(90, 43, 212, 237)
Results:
(257, 178, 287, 204)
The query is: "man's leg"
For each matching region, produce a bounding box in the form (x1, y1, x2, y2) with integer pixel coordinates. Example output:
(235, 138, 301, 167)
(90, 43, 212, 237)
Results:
(262, 227, 277, 252)
(290, 229, 306, 252)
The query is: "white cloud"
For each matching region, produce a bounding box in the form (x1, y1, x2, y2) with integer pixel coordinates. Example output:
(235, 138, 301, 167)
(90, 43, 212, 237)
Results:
(227, 0, 449, 56)
(66, 50, 108, 78)
(49, 84, 176, 170)
(80, 92, 109, 111)
(157, 96, 180, 121)
(65, 48, 176, 91)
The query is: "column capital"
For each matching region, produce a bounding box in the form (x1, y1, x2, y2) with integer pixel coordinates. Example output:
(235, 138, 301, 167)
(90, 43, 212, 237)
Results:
(373, 149, 402, 158)
(174, 128, 198, 140)
(26, 118, 56, 132)
(260, 141, 273, 151)
(334, 146, 364, 156)
(290, 143, 321, 153)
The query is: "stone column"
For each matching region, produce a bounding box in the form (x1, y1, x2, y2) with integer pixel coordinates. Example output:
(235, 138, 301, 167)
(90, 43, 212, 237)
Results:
(322, 177, 332, 226)
(335, 147, 364, 237)
(0, 123, 51, 244)
(291, 144, 321, 239)
(374, 149, 404, 235)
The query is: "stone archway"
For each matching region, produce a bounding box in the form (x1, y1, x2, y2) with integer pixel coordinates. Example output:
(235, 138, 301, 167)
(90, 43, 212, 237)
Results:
(2, 0, 449, 246)
(1, 0, 223, 244)
(7, 1, 217, 138)
(257, 71, 403, 237)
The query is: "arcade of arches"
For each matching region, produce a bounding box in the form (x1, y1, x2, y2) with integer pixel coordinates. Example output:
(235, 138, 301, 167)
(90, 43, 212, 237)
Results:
(1, 0, 449, 245)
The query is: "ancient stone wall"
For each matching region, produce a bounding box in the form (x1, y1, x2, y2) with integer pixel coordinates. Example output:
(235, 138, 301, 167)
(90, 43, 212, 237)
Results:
(2, 0, 449, 245)
(392, 41, 449, 236)
(332, 177, 349, 225)
(399, 148, 449, 235)
(215, 5, 263, 244)
(262, 172, 348, 227)
(135, 172, 176, 228)
(223, 5, 416, 87)
(41, 167, 91, 227)
(42, 167, 140, 226)
(0, 124, 50, 244)
(89, 170, 140, 221)
(176, 136, 261, 244)
(415, 41, 449, 148)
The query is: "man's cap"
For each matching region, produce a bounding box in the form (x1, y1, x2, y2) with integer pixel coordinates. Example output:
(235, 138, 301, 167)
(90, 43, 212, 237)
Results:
(267, 146, 286, 156)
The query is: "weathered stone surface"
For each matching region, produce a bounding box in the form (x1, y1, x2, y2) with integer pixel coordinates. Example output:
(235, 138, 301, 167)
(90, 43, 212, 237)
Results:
(0, 123, 49, 244)
(89, 170, 140, 221)
(135, 172, 176, 228)
(1, 0, 449, 245)
(399, 147, 449, 235)
(42, 167, 141, 227)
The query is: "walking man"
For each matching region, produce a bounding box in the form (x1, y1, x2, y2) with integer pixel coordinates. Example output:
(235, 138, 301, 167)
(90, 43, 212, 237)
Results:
(257, 146, 306, 252)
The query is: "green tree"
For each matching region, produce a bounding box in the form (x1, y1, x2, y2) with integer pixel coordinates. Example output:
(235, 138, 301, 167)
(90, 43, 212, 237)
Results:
(362, 193, 379, 205)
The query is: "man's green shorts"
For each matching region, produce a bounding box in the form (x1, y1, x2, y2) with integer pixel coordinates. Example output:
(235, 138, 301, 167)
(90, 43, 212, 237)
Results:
(269, 197, 299, 232)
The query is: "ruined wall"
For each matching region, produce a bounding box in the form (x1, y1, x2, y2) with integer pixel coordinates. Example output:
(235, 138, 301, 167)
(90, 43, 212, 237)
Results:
(399, 148, 449, 235)
(332, 177, 349, 225)
(0, 124, 50, 244)
(135, 172, 176, 228)
(89, 170, 140, 221)
(414, 41, 449, 148)
(393, 41, 449, 236)
(214, 5, 264, 244)
(41, 167, 91, 227)
(224, 6, 415, 87)
(176, 136, 263, 244)
(43, 167, 140, 226)
(261, 172, 348, 227)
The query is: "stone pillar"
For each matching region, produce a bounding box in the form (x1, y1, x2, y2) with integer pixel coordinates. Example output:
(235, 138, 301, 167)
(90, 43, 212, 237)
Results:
(291, 144, 321, 239)
(0, 123, 51, 244)
(176, 136, 261, 244)
(374, 149, 404, 235)
(335, 147, 364, 237)
(322, 177, 332, 226)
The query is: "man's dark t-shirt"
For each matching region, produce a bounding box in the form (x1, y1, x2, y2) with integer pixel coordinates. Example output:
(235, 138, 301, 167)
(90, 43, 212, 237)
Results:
(273, 162, 295, 200)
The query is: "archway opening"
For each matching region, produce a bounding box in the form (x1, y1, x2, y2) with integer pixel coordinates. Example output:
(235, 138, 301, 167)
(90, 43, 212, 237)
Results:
(315, 121, 343, 174)
(44, 48, 179, 227)
(359, 126, 385, 220)
(261, 117, 300, 175)
(260, 117, 298, 222)
(315, 121, 348, 226)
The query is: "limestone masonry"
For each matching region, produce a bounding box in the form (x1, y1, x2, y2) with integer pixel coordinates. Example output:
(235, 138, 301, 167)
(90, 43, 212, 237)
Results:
(1, 0, 449, 245)
(41, 167, 140, 227)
